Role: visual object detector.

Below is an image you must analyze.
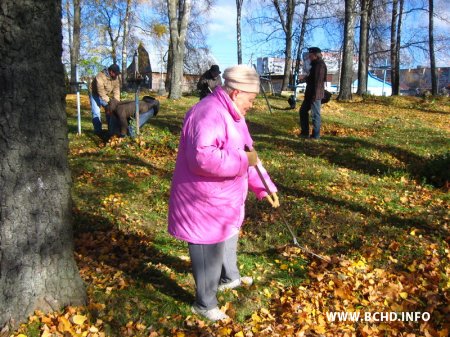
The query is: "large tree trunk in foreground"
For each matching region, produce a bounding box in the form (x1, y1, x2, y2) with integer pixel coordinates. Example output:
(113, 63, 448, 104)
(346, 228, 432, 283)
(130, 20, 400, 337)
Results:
(428, 0, 437, 95)
(338, 0, 357, 101)
(0, 0, 86, 329)
(167, 0, 191, 99)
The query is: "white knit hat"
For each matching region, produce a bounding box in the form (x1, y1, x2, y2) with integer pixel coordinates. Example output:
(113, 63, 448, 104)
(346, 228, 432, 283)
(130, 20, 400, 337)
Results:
(223, 65, 260, 93)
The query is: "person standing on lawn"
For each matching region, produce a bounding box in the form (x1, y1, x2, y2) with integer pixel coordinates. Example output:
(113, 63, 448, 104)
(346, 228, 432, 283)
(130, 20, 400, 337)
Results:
(197, 64, 223, 100)
(88, 64, 121, 135)
(168, 65, 280, 322)
(298, 47, 327, 139)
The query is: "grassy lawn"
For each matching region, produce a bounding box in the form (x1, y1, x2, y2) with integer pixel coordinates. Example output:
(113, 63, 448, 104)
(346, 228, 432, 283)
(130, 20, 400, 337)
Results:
(12, 92, 449, 337)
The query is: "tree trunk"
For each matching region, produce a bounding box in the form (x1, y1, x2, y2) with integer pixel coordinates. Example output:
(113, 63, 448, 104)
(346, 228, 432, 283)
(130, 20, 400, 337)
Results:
(338, 0, 357, 101)
(167, 0, 192, 99)
(294, 0, 310, 75)
(357, 0, 370, 95)
(121, 0, 132, 89)
(393, 0, 403, 95)
(273, 0, 295, 92)
(0, 0, 86, 329)
(429, 0, 437, 95)
(69, 0, 81, 94)
(390, 0, 398, 95)
(165, 43, 173, 93)
(236, 0, 244, 64)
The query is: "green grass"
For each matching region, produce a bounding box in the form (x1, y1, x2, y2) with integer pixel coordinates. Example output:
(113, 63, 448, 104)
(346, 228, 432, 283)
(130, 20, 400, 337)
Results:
(62, 92, 449, 336)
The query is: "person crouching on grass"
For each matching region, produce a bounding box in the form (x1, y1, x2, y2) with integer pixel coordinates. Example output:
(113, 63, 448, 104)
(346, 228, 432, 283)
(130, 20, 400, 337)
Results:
(168, 65, 280, 322)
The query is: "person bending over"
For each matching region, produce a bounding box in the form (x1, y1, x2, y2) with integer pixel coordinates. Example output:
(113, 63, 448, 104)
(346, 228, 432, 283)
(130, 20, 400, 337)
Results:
(89, 64, 121, 135)
(168, 65, 280, 322)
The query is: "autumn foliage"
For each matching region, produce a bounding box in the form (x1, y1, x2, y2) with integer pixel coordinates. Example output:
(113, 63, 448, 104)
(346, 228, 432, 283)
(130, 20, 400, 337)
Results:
(10, 93, 449, 337)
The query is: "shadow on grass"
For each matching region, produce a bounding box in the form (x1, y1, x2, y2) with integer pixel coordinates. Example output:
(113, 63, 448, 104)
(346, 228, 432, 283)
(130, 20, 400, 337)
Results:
(354, 96, 450, 115)
(273, 182, 447, 238)
(248, 118, 447, 185)
(74, 212, 194, 305)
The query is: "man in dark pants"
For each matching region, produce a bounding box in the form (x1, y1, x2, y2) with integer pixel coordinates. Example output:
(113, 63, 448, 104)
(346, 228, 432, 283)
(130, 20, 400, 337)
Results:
(298, 47, 327, 139)
(197, 65, 222, 99)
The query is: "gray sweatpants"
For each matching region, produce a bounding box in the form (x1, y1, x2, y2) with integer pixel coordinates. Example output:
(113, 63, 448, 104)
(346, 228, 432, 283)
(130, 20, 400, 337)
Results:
(188, 234, 240, 310)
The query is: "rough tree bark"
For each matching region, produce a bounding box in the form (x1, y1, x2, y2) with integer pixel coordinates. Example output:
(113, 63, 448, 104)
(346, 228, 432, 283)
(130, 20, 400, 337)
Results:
(294, 0, 310, 75)
(273, 0, 295, 92)
(429, 0, 437, 95)
(236, 0, 244, 64)
(0, 0, 86, 329)
(338, 0, 357, 101)
(357, 0, 371, 95)
(121, 0, 132, 89)
(167, 0, 191, 99)
(70, 0, 81, 94)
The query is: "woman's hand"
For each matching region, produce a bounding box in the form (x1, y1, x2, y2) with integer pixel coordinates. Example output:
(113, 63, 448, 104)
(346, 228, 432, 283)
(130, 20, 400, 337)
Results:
(245, 148, 258, 166)
(265, 192, 280, 208)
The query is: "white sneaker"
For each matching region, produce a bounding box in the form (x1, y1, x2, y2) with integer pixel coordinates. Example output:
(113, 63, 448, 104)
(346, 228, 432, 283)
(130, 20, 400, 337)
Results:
(218, 276, 253, 291)
(191, 305, 229, 322)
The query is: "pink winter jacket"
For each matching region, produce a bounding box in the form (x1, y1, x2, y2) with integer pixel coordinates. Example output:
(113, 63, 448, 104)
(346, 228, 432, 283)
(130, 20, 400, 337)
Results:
(168, 86, 277, 244)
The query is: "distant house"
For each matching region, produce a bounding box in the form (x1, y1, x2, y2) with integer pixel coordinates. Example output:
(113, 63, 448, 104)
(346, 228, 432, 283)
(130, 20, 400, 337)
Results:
(352, 72, 392, 96)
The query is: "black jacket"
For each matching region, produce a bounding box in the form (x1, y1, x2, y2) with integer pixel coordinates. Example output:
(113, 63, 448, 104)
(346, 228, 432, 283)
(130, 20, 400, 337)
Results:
(302, 58, 327, 101)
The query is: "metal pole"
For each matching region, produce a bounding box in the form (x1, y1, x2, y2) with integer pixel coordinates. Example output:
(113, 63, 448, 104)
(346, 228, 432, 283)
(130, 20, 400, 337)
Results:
(76, 66, 81, 135)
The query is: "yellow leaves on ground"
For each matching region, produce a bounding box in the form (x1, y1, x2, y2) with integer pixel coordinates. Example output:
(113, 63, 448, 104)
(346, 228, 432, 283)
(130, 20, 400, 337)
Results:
(13, 308, 106, 337)
(72, 314, 87, 325)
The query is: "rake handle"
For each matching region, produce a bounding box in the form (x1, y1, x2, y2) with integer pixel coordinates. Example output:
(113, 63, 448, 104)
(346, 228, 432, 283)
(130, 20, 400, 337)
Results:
(245, 145, 329, 262)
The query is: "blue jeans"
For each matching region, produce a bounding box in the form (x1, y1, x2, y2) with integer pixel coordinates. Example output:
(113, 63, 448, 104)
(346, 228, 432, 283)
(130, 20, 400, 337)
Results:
(299, 98, 321, 138)
(89, 95, 110, 134)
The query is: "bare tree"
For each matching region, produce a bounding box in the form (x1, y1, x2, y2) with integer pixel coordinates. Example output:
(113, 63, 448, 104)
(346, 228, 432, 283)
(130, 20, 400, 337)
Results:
(237, 0, 244, 64)
(65, 0, 82, 93)
(356, 0, 373, 95)
(273, 0, 296, 91)
(121, 0, 133, 88)
(429, 0, 437, 95)
(390, 0, 403, 96)
(167, 0, 192, 99)
(294, 0, 310, 75)
(1, 0, 86, 329)
(338, 0, 357, 100)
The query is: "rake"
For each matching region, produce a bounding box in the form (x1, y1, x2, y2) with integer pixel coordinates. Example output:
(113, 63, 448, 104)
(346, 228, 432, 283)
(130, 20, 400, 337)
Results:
(252, 160, 329, 262)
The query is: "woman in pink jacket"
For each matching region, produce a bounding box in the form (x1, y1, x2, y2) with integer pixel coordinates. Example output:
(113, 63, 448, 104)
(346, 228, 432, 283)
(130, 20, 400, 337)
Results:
(168, 65, 279, 321)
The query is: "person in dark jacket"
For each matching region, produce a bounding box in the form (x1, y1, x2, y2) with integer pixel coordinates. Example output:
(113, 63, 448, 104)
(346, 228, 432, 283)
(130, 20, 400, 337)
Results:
(107, 97, 160, 137)
(298, 47, 327, 139)
(197, 65, 222, 99)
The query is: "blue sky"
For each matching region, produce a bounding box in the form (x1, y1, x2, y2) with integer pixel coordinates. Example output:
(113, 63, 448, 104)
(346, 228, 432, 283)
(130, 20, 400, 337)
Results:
(205, 0, 449, 70)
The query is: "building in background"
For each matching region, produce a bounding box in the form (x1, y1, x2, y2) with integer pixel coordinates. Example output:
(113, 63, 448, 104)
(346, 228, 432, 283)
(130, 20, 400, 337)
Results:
(257, 54, 449, 96)
(352, 72, 392, 96)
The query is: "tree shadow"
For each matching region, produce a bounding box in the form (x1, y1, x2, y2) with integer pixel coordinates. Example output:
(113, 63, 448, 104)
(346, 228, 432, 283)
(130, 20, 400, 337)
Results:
(151, 114, 184, 135)
(273, 182, 447, 238)
(74, 211, 194, 305)
(248, 118, 445, 183)
(351, 97, 450, 115)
